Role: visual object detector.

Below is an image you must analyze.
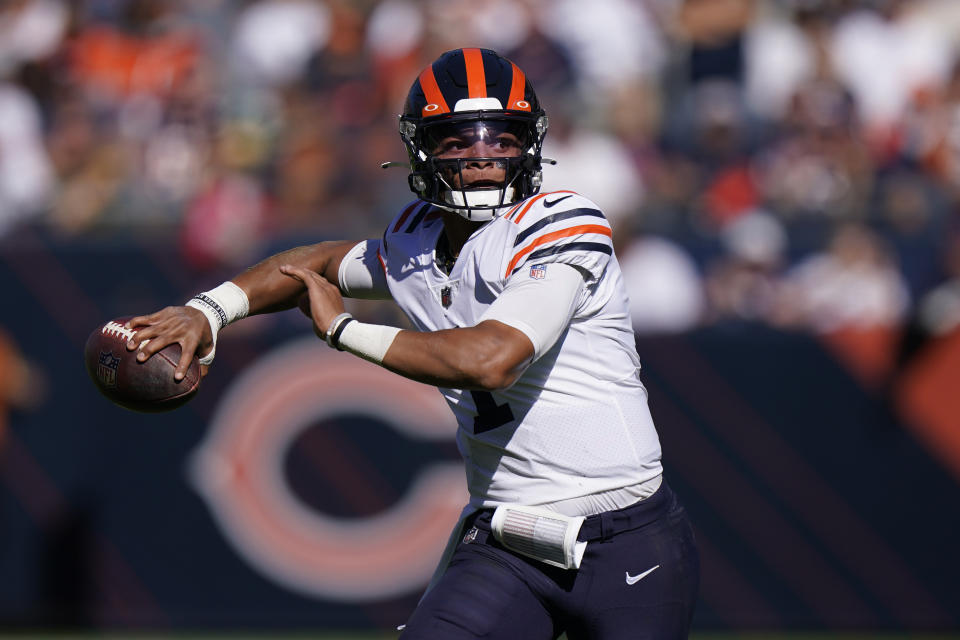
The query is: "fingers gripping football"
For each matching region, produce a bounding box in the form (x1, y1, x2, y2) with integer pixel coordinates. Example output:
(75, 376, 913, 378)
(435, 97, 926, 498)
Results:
(126, 306, 213, 380)
(279, 265, 345, 338)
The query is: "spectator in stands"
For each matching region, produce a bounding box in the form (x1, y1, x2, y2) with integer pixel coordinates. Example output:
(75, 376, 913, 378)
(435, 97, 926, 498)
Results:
(914, 232, 960, 339)
(0, 0, 68, 79)
(755, 78, 874, 253)
(773, 222, 910, 332)
(873, 169, 951, 299)
(831, 0, 955, 152)
(540, 93, 646, 232)
(231, 0, 332, 89)
(619, 233, 706, 334)
(0, 81, 53, 237)
(704, 209, 788, 324)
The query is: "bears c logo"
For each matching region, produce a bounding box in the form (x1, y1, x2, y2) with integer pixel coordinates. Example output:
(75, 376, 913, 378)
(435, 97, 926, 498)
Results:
(189, 336, 466, 601)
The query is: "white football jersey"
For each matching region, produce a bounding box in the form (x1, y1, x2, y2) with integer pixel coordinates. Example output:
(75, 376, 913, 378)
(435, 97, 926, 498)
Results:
(368, 191, 663, 510)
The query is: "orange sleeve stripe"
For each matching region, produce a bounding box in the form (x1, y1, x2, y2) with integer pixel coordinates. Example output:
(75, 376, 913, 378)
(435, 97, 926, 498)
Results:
(503, 201, 525, 220)
(505, 224, 612, 278)
(512, 190, 577, 224)
(377, 248, 386, 274)
(507, 62, 528, 110)
(392, 201, 420, 233)
(418, 65, 450, 116)
(463, 48, 487, 99)
(509, 193, 547, 222)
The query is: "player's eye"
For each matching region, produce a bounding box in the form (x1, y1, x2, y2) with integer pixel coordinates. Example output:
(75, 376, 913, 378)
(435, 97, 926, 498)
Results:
(436, 137, 473, 154)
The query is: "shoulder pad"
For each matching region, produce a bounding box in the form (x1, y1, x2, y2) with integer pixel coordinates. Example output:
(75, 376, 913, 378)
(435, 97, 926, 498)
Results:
(502, 191, 613, 282)
(386, 200, 440, 235)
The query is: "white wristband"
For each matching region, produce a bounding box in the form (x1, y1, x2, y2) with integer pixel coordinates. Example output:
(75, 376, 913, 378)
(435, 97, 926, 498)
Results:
(206, 281, 251, 324)
(185, 299, 221, 365)
(337, 321, 401, 365)
(185, 281, 250, 365)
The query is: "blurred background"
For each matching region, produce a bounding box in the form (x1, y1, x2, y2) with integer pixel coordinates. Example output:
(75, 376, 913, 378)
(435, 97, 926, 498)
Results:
(1, 0, 959, 636)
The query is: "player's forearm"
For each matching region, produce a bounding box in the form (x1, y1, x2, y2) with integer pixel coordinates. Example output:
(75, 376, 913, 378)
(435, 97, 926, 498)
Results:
(380, 322, 533, 391)
(233, 241, 357, 315)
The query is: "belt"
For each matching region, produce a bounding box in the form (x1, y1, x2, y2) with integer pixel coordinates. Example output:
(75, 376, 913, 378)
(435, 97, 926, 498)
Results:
(466, 481, 674, 544)
(577, 480, 674, 541)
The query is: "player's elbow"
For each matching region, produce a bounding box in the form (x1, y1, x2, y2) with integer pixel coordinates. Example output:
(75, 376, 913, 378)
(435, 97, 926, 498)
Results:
(469, 364, 519, 392)
(459, 347, 525, 391)
(442, 322, 533, 391)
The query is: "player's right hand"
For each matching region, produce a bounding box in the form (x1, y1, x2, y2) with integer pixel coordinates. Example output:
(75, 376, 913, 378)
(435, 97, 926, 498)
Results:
(125, 306, 213, 381)
(279, 264, 346, 339)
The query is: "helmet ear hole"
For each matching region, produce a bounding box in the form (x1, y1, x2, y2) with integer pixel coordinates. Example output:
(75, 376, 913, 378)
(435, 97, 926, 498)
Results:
(400, 120, 416, 141)
(536, 116, 549, 136)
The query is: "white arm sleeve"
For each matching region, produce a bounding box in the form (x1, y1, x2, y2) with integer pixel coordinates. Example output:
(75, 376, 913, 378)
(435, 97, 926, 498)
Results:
(337, 240, 392, 300)
(480, 262, 585, 361)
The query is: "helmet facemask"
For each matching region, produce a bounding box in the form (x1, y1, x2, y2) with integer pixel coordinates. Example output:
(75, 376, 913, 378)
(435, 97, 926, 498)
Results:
(401, 110, 548, 221)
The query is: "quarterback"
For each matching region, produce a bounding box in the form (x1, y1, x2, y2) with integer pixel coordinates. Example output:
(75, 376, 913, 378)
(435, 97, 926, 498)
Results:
(128, 48, 699, 639)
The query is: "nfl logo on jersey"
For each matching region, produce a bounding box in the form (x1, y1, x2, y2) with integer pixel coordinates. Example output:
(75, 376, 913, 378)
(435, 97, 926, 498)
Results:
(529, 264, 547, 280)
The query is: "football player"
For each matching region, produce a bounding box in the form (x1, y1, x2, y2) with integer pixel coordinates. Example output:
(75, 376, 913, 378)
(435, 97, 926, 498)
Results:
(127, 48, 699, 639)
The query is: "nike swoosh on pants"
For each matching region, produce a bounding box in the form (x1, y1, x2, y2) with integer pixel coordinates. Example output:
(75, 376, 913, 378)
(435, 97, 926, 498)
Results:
(625, 565, 660, 585)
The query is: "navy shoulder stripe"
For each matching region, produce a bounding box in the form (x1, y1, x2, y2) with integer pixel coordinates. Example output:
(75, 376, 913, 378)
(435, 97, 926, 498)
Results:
(404, 203, 433, 233)
(514, 208, 605, 246)
(509, 242, 613, 276)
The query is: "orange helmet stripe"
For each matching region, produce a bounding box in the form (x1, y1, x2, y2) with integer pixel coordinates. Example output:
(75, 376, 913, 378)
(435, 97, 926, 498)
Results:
(463, 48, 487, 99)
(507, 62, 529, 111)
(418, 65, 450, 116)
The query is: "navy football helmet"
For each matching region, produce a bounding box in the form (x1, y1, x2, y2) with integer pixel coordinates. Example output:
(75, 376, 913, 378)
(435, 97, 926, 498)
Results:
(398, 48, 549, 221)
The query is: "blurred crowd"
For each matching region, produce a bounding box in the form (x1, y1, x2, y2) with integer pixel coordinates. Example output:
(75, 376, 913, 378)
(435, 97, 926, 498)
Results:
(2, 0, 960, 343)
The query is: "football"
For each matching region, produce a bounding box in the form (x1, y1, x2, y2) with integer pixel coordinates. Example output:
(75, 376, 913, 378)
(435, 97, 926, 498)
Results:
(84, 317, 201, 412)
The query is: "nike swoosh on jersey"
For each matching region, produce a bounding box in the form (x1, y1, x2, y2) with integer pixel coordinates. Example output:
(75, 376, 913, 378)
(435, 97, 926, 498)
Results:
(507, 191, 577, 223)
(543, 194, 573, 208)
(625, 565, 660, 585)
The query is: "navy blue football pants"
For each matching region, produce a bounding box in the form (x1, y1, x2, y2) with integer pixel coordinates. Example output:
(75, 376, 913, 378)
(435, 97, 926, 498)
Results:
(400, 481, 699, 639)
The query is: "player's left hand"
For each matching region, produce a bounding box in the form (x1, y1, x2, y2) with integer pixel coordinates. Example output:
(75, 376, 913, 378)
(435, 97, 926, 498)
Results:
(279, 264, 345, 339)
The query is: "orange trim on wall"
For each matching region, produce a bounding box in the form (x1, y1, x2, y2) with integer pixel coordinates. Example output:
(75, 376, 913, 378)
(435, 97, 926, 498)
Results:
(896, 330, 960, 483)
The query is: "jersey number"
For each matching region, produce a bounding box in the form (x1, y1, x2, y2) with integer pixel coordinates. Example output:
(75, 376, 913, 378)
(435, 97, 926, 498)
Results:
(470, 390, 514, 434)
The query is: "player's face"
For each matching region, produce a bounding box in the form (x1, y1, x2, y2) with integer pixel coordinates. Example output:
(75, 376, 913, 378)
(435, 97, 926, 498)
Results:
(424, 120, 527, 188)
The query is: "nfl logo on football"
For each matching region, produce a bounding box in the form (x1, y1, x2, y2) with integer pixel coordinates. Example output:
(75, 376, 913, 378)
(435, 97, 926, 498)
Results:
(529, 264, 547, 280)
(98, 351, 120, 387)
